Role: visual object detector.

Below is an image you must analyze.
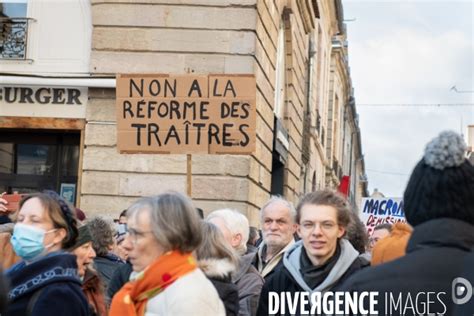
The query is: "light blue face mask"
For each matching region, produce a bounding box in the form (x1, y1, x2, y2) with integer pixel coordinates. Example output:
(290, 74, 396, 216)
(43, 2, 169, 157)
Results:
(11, 223, 57, 261)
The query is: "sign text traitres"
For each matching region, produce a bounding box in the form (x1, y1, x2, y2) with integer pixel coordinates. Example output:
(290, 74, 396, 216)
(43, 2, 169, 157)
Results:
(116, 74, 257, 154)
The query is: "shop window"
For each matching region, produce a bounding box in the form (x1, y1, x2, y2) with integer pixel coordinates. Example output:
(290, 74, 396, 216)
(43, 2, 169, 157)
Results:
(17, 144, 57, 175)
(0, 130, 80, 203)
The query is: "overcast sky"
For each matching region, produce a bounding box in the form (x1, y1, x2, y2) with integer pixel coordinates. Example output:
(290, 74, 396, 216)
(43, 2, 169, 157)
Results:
(342, 0, 474, 197)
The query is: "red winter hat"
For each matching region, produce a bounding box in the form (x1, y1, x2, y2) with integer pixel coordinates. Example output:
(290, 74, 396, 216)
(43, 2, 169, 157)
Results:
(75, 207, 86, 221)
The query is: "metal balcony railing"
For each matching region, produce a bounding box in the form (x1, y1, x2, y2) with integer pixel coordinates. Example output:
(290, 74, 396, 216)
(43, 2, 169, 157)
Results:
(0, 17, 34, 60)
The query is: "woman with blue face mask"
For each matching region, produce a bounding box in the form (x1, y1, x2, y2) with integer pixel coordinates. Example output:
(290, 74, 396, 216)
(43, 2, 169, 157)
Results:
(4, 192, 91, 316)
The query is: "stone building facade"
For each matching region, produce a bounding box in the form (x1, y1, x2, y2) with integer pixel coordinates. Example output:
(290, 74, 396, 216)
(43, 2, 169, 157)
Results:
(0, 0, 368, 224)
(325, 27, 368, 210)
(0, 0, 98, 208)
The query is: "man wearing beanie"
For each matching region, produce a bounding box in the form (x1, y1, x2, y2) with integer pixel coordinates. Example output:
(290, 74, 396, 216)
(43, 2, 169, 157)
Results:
(339, 131, 474, 315)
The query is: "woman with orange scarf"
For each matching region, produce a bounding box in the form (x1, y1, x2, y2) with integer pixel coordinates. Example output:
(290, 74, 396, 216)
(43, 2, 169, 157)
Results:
(110, 192, 225, 316)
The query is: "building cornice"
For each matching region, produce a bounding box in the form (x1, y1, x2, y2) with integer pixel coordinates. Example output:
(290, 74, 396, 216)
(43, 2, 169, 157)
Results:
(0, 74, 116, 88)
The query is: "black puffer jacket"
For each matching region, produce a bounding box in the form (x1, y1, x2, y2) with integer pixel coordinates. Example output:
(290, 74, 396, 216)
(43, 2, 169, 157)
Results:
(339, 218, 474, 316)
(454, 249, 474, 315)
(107, 261, 132, 303)
(93, 253, 124, 291)
(199, 258, 239, 316)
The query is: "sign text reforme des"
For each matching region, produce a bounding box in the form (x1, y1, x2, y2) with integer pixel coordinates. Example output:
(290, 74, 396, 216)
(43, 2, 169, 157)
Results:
(116, 74, 256, 155)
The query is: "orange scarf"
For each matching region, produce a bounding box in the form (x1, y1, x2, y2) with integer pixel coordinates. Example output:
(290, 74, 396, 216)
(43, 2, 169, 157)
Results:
(109, 251, 197, 316)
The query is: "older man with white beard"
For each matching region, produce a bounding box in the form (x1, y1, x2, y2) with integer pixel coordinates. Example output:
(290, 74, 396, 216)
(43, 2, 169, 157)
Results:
(254, 196, 296, 281)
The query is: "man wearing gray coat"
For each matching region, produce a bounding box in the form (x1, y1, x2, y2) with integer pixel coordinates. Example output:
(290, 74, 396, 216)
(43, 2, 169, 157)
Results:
(208, 209, 264, 316)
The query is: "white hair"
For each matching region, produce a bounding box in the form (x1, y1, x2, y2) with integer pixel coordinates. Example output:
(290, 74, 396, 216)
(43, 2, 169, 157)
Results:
(260, 196, 296, 223)
(207, 208, 249, 255)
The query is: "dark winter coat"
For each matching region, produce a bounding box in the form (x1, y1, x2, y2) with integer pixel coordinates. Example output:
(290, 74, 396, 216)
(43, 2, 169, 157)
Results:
(107, 260, 133, 304)
(454, 249, 474, 315)
(0, 268, 8, 315)
(199, 258, 240, 316)
(257, 239, 366, 316)
(93, 253, 124, 291)
(339, 218, 474, 316)
(5, 252, 90, 316)
(233, 251, 264, 316)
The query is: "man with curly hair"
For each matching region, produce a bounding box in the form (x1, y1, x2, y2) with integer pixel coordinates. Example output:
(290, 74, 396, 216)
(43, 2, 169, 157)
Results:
(87, 217, 125, 293)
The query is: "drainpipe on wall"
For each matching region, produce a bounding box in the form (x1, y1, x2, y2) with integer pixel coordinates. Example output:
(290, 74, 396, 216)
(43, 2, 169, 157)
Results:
(302, 34, 316, 193)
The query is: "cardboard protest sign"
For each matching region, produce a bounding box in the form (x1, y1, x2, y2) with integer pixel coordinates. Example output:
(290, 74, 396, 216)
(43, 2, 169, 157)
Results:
(359, 197, 407, 235)
(116, 74, 256, 154)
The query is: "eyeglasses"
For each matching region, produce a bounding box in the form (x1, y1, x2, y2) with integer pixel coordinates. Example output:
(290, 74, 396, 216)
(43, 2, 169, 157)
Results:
(299, 221, 336, 233)
(126, 228, 153, 244)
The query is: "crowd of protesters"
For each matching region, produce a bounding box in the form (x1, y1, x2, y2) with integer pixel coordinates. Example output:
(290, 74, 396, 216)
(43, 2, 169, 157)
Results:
(0, 130, 473, 316)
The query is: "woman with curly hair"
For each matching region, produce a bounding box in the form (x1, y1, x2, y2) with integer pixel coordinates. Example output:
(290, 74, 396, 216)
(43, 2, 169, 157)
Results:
(87, 217, 125, 292)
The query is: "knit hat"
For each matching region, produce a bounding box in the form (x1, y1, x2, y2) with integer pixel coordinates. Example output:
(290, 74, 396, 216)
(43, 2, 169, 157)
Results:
(371, 222, 413, 266)
(70, 224, 93, 250)
(75, 208, 86, 221)
(403, 131, 474, 226)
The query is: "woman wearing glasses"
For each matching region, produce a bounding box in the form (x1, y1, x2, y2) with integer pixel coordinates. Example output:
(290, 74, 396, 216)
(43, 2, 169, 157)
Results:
(110, 192, 225, 315)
